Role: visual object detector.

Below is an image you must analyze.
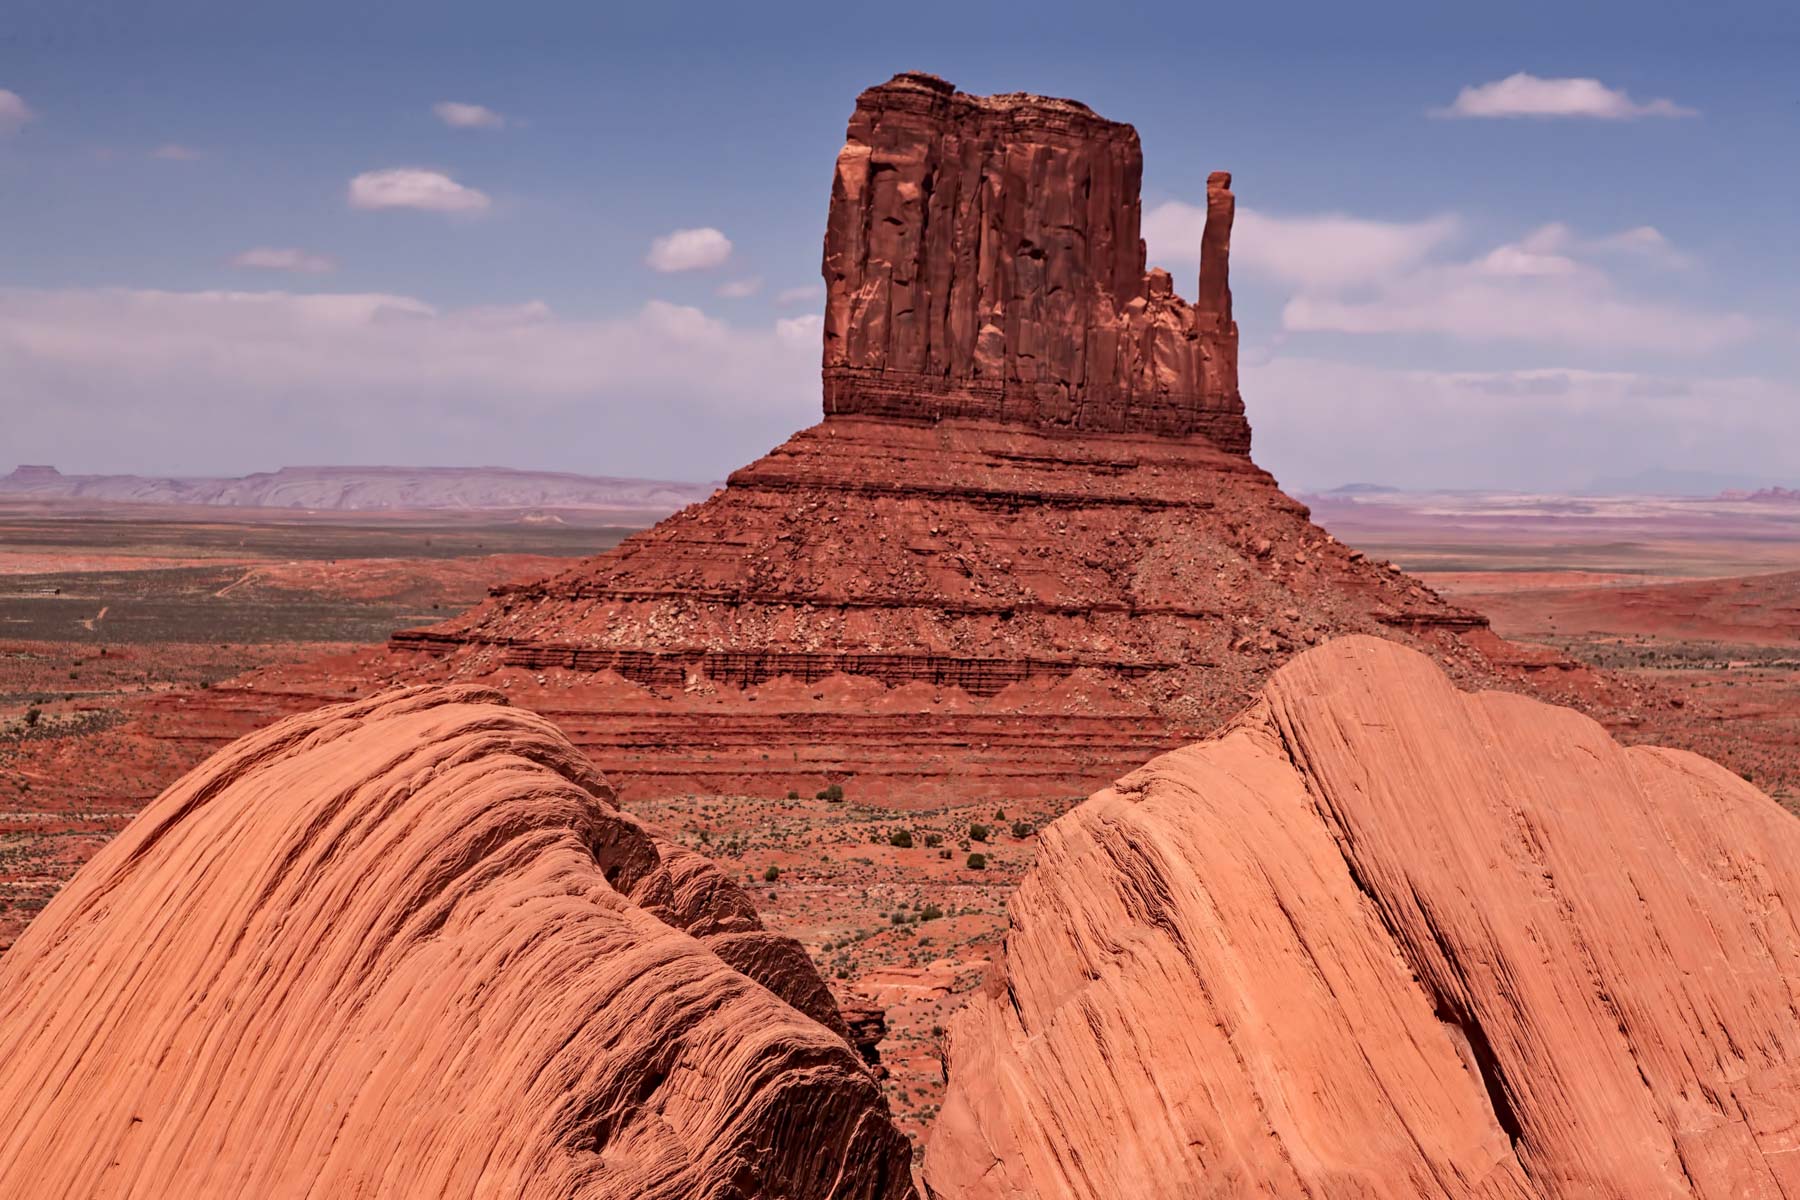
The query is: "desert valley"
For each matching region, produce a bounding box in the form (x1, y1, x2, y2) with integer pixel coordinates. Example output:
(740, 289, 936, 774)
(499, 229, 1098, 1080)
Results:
(2, 50, 1798, 1200)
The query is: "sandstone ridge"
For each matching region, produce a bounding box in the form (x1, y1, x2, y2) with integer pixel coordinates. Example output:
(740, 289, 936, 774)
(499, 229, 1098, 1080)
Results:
(0, 686, 915, 1199)
(925, 636, 1800, 1198)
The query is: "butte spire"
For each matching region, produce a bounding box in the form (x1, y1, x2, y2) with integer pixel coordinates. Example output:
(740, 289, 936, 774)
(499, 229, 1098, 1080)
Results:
(353, 73, 1546, 800)
(821, 71, 1245, 449)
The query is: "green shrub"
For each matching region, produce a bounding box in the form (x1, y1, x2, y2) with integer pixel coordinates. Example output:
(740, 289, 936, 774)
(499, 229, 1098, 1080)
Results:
(787, 789, 800, 800)
(23, 707, 41, 728)
(1011, 820, 1033, 838)
(968, 823, 990, 843)
(919, 903, 944, 921)
(923, 832, 943, 848)
(966, 853, 987, 871)
(888, 829, 913, 849)
(763, 865, 781, 883)
(816, 783, 845, 803)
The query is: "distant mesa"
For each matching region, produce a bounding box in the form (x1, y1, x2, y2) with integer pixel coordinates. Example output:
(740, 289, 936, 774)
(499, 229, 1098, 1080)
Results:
(0, 687, 914, 1198)
(0, 463, 716, 516)
(925, 638, 1800, 1197)
(1723, 486, 1800, 504)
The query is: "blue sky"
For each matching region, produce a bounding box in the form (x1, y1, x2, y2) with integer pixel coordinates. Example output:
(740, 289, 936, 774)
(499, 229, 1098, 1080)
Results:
(2, 0, 1796, 490)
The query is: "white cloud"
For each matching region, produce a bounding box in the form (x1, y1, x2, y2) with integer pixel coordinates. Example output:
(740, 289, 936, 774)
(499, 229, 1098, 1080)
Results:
(1282, 223, 1746, 352)
(1154, 180, 1730, 353)
(1146, 201, 1459, 290)
(1433, 73, 1696, 120)
(1246, 356, 1800, 492)
(775, 313, 823, 347)
(1591, 225, 1690, 268)
(348, 167, 491, 214)
(775, 283, 825, 306)
(150, 143, 202, 161)
(715, 277, 762, 299)
(432, 101, 506, 130)
(646, 227, 732, 272)
(0, 89, 34, 135)
(0, 286, 818, 477)
(230, 247, 337, 275)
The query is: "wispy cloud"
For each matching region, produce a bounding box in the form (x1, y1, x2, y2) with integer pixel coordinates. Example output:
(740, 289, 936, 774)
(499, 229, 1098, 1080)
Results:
(1151, 185, 1734, 354)
(347, 168, 491, 214)
(1248, 357, 1798, 492)
(1146, 202, 1459, 290)
(230, 247, 336, 275)
(150, 143, 202, 161)
(1433, 72, 1695, 120)
(775, 283, 824, 306)
(0, 88, 34, 135)
(646, 227, 732, 272)
(432, 101, 506, 130)
(775, 313, 822, 346)
(1282, 223, 1742, 351)
(0, 287, 817, 476)
(715, 277, 762, 299)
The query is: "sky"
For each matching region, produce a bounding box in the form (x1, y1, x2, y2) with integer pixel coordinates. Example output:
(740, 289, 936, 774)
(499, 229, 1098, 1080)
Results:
(1, 0, 1797, 493)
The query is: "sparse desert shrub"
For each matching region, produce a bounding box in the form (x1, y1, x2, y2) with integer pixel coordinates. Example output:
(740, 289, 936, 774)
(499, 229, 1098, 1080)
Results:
(993, 807, 1006, 820)
(817, 783, 845, 803)
(938, 849, 952, 860)
(763, 865, 781, 883)
(787, 789, 800, 799)
(968, 822, 989, 843)
(1011, 820, 1033, 839)
(24, 707, 41, 728)
(919, 903, 944, 921)
(923, 832, 943, 848)
(888, 829, 913, 849)
(966, 852, 987, 871)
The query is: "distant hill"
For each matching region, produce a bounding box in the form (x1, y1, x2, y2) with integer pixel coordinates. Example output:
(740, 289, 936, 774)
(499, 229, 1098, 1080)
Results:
(0, 465, 717, 516)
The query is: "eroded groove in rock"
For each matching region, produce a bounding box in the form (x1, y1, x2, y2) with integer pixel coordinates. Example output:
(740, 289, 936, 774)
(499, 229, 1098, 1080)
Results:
(924, 636, 1800, 1198)
(0, 686, 915, 1199)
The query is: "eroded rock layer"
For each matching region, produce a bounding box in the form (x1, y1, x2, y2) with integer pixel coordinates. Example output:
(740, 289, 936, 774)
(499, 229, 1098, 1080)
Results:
(0, 686, 914, 1199)
(924, 636, 1800, 1199)
(823, 72, 1245, 448)
(382, 411, 1531, 800)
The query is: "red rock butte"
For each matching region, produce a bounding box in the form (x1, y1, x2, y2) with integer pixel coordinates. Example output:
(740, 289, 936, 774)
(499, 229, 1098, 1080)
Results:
(822, 71, 1246, 449)
(368, 72, 1579, 802)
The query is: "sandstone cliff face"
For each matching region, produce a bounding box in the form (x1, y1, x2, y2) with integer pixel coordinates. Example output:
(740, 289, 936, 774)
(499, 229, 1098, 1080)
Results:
(924, 637, 1800, 1199)
(0, 686, 914, 1199)
(822, 72, 1246, 449)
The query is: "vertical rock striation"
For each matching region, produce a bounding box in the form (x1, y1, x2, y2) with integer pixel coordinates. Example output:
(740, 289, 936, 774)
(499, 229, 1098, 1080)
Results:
(822, 72, 1246, 449)
(0, 686, 915, 1199)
